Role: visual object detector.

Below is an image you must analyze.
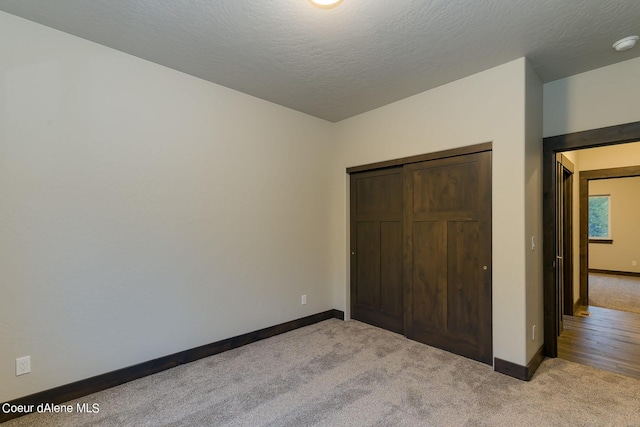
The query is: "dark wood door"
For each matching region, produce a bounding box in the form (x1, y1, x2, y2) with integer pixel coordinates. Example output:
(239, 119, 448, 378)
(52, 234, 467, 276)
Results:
(403, 152, 492, 364)
(555, 154, 575, 324)
(350, 167, 404, 334)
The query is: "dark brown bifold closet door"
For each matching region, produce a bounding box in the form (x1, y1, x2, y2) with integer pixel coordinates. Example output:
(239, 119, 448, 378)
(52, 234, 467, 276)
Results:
(403, 151, 492, 364)
(350, 167, 404, 334)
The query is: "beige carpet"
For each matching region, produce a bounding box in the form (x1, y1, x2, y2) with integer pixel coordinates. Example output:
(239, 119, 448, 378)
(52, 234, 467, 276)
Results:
(589, 273, 640, 315)
(5, 319, 640, 426)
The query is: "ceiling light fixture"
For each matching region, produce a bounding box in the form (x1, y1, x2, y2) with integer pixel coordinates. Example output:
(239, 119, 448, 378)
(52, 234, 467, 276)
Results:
(612, 35, 639, 52)
(309, 0, 343, 10)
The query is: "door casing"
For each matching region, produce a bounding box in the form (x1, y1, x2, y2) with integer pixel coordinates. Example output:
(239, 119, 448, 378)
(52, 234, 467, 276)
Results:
(578, 166, 640, 305)
(348, 142, 493, 364)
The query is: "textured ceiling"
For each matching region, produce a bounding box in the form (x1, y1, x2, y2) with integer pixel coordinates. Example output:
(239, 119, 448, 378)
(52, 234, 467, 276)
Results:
(1, 0, 639, 122)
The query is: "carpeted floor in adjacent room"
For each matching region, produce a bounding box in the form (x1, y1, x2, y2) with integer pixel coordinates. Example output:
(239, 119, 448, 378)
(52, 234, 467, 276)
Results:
(589, 273, 640, 315)
(5, 319, 640, 426)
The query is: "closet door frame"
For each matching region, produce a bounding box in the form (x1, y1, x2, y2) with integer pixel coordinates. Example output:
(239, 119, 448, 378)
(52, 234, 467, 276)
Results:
(347, 142, 492, 357)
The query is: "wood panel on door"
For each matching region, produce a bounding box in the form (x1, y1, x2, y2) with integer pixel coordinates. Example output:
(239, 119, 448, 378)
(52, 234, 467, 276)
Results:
(404, 152, 492, 364)
(350, 167, 404, 334)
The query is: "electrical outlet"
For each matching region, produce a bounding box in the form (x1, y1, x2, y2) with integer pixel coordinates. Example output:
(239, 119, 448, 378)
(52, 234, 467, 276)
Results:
(633, 261, 638, 267)
(16, 356, 31, 376)
(301, 295, 307, 305)
(532, 325, 536, 341)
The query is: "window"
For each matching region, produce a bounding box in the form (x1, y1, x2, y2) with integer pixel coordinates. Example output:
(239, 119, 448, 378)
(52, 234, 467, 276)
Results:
(588, 195, 611, 241)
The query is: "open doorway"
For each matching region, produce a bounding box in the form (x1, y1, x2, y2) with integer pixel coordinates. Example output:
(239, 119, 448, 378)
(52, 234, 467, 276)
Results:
(588, 273, 640, 314)
(543, 121, 640, 379)
(579, 168, 640, 313)
(556, 151, 640, 379)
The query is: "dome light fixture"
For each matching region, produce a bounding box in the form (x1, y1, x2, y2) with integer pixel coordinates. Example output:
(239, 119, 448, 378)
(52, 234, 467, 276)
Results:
(309, 0, 343, 9)
(612, 35, 639, 52)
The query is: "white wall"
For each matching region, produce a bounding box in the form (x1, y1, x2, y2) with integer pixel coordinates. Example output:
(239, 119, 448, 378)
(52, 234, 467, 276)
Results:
(0, 12, 336, 402)
(578, 142, 640, 171)
(524, 61, 544, 361)
(544, 57, 640, 137)
(589, 177, 640, 273)
(333, 58, 533, 366)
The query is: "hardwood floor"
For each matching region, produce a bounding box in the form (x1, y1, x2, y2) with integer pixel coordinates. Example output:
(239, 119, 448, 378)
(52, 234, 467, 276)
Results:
(558, 305, 640, 379)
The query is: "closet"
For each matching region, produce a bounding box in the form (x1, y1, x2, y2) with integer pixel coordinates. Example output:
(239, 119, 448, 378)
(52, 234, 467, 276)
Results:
(349, 144, 492, 364)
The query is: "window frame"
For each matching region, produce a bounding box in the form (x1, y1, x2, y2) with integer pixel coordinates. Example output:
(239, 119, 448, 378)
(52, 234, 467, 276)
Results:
(588, 194, 612, 243)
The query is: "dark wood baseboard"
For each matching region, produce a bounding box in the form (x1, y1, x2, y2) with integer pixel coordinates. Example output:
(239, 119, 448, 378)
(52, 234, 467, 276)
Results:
(589, 269, 640, 278)
(527, 345, 546, 379)
(494, 345, 545, 381)
(574, 299, 582, 315)
(494, 358, 526, 380)
(1, 309, 345, 423)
